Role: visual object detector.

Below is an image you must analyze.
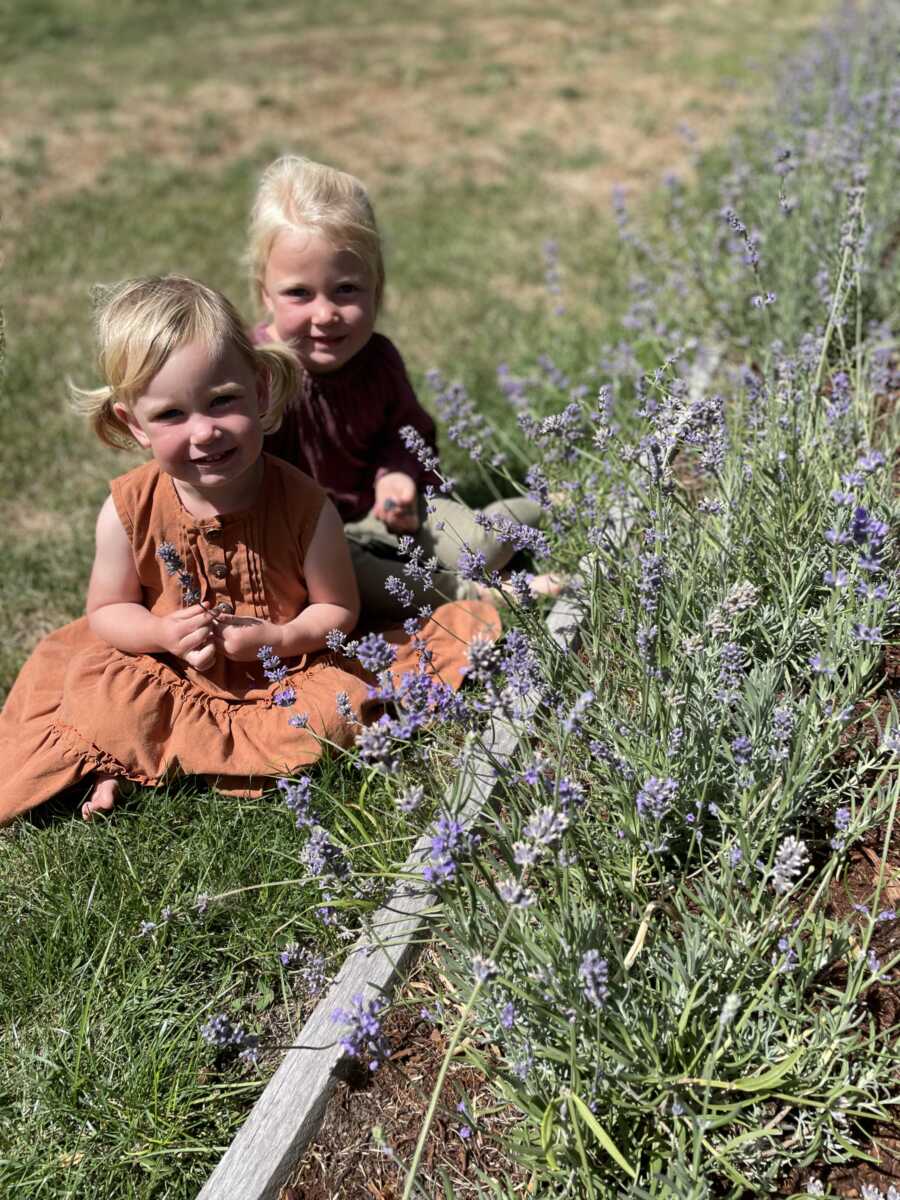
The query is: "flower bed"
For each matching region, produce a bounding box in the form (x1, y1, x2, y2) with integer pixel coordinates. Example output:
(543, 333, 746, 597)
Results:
(275, 6, 900, 1195)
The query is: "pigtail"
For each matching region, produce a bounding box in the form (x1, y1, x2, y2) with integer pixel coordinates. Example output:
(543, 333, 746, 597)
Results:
(255, 341, 303, 435)
(68, 380, 137, 449)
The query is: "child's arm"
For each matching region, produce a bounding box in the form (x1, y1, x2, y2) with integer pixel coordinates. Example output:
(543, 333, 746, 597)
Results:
(369, 339, 440, 534)
(87, 496, 215, 662)
(215, 499, 359, 662)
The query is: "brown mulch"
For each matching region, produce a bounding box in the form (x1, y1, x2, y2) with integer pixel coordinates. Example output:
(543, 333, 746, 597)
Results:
(283, 956, 530, 1200)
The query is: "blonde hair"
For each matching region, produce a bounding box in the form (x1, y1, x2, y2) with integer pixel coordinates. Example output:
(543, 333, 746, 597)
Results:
(70, 274, 302, 450)
(248, 155, 385, 310)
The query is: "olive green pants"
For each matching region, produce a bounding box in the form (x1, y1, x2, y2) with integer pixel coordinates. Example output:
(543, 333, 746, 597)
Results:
(344, 495, 543, 619)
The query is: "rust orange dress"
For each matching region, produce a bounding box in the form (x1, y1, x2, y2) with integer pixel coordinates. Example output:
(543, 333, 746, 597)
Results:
(0, 455, 499, 824)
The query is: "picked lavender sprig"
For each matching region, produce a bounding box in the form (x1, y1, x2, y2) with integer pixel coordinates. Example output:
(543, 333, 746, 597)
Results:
(157, 541, 201, 605)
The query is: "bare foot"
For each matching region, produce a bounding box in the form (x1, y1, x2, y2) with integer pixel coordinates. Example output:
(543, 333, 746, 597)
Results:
(528, 572, 567, 598)
(81, 774, 119, 821)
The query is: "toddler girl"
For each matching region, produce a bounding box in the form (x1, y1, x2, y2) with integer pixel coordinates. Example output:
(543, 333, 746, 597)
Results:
(0, 275, 497, 824)
(249, 155, 557, 620)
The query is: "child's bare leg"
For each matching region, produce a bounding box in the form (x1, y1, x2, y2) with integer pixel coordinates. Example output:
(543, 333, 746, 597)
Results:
(81, 773, 119, 821)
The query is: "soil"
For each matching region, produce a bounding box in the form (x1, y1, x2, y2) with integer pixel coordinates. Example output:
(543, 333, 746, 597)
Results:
(284, 954, 529, 1199)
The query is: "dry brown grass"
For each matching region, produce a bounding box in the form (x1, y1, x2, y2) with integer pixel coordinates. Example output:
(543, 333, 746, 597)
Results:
(1, 1, 830, 224)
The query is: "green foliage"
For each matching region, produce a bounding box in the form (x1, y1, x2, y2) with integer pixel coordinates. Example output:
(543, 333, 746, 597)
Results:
(387, 6, 900, 1196)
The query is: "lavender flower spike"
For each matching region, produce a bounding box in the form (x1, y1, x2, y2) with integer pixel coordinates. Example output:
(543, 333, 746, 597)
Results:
(332, 993, 391, 1071)
(157, 541, 201, 605)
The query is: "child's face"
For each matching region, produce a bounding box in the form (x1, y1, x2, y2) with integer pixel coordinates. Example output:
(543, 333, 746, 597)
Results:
(116, 338, 267, 502)
(261, 229, 376, 374)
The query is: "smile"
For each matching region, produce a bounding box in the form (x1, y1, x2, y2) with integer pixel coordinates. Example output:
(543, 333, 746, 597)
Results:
(191, 448, 236, 465)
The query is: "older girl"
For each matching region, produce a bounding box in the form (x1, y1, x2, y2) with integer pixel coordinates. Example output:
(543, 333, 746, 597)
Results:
(249, 155, 559, 618)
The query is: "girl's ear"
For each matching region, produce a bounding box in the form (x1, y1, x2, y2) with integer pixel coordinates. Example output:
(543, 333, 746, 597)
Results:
(113, 402, 151, 449)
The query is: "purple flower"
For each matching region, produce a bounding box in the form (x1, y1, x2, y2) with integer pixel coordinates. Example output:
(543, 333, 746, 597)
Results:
(325, 628, 347, 652)
(562, 690, 594, 735)
(336, 691, 359, 723)
(500, 1002, 517, 1029)
(809, 653, 833, 676)
(257, 644, 289, 683)
(426, 371, 491, 460)
(332, 993, 391, 1071)
(397, 785, 424, 813)
(423, 813, 477, 885)
(636, 776, 678, 822)
(200, 1013, 259, 1062)
(355, 633, 398, 674)
(355, 716, 402, 774)
(461, 637, 503, 685)
(273, 686, 296, 707)
(638, 553, 667, 613)
(773, 936, 798, 973)
(578, 950, 609, 1008)
(853, 624, 882, 644)
(304, 826, 351, 884)
(857, 581, 889, 601)
(278, 776, 316, 828)
(398, 425, 440, 473)
(157, 541, 202, 605)
(523, 805, 569, 847)
(857, 448, 885, 473)
(457, 545, 489, 582)
(731, 735, 752, 765)
(497, 877, 535, 908)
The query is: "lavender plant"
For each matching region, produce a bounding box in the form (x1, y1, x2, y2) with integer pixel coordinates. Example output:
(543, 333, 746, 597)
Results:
(364, 8, 900, 1195)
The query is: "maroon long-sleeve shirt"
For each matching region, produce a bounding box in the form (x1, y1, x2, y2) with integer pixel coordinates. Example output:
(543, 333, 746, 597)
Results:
(255, 329, 439, 522)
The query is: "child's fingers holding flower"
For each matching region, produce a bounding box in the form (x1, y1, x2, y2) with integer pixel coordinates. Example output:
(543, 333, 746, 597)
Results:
(157, 604, 216, 661)
(374, 472, 419, 533)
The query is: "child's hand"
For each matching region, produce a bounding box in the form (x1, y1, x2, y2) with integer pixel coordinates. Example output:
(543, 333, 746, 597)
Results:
(158, 604, 216, 663)
(184, 641, 217, 672)
(214, 614, 278, 662)
(373, 472, 419, 533)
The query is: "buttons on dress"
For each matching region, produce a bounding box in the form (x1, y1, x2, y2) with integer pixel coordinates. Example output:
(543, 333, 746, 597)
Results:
(214, 601, 235, 615)
(211, 562, 228, 579)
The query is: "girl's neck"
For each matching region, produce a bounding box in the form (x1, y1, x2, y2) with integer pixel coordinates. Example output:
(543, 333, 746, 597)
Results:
(168, 455, 265, 519)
